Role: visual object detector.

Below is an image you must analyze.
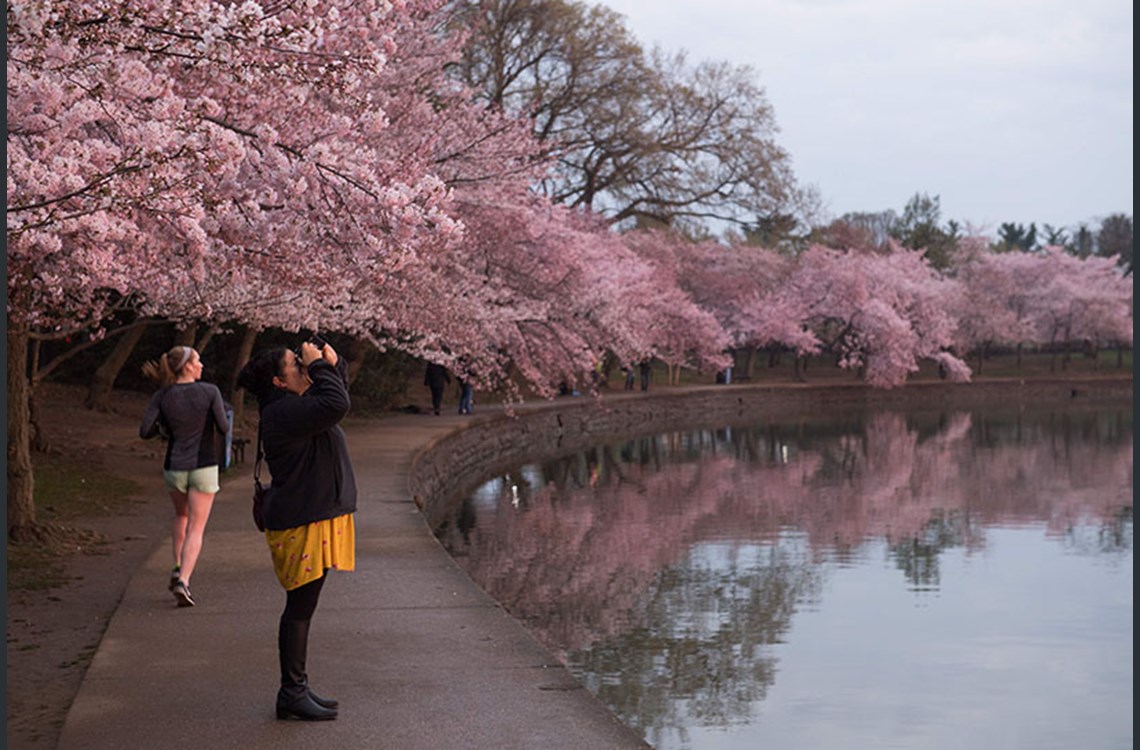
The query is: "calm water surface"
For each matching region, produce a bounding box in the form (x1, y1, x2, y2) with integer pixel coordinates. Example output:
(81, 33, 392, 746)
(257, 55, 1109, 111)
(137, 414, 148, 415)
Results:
(434, 405, 1133, 749)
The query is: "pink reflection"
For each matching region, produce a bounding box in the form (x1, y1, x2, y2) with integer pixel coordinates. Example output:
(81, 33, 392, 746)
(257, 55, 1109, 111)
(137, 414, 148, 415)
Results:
(438, 410, 1133, 653)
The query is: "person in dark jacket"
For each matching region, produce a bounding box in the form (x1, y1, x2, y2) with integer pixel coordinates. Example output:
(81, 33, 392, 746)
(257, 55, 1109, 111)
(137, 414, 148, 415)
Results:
(236, 340, 357, 722)
(424, 361, 450, 415)
(140, 346, 228, 608)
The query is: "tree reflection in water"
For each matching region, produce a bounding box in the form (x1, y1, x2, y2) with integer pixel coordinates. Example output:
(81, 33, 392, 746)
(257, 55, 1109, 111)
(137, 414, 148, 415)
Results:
(433, 405, 1133, 747)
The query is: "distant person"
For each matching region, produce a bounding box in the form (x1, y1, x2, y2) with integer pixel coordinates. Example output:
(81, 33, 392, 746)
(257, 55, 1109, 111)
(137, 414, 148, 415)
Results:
(457, 377, 474, 415)
(623, 364, 636, 390)
(140, 346, 228, 608)
(237, 340, 357, 722)
(424, 362, 450, 415)
(639, 360, 652, 391)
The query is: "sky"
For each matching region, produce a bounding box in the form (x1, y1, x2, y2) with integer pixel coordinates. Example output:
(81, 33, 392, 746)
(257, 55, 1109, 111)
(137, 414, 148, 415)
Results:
(600, 0, 1133, 237)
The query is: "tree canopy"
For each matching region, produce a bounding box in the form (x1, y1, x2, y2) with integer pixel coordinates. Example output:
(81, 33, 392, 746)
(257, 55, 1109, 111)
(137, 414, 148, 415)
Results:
(6, 0, 1133, 539)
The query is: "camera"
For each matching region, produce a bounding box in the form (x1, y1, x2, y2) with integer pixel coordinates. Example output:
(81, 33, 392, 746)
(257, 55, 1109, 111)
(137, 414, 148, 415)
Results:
(294, 334, 327, 361)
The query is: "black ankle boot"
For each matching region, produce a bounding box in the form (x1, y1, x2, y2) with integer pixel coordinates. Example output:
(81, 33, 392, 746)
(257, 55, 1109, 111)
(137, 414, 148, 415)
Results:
(276, 688, 337, 721)
(278, 619, 339, 719)
(307, 686, 338, 709)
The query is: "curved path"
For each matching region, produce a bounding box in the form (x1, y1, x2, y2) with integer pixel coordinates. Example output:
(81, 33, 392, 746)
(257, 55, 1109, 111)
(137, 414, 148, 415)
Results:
(57, 407, 650, 750)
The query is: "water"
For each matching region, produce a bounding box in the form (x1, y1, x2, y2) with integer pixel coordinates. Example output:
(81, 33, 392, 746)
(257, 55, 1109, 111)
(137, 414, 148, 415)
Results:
(434, 405, 1133, 749)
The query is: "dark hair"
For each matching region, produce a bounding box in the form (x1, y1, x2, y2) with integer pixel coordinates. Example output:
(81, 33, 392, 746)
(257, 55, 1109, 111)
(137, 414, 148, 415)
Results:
(236, 348, 288, 402)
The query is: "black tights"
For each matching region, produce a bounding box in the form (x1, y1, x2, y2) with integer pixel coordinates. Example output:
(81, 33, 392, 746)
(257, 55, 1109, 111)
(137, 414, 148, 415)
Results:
(282, 574, 326, 623)
(278, 574, 326, 695)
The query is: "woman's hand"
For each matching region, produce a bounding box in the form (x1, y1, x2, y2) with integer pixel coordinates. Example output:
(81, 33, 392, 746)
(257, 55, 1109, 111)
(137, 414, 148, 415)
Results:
(299, 341, 323, 367)
(300, 341, 338, 368)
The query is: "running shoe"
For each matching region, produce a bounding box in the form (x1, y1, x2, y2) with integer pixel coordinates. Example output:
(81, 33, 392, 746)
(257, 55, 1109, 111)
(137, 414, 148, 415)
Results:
(172, 580, 195, 608)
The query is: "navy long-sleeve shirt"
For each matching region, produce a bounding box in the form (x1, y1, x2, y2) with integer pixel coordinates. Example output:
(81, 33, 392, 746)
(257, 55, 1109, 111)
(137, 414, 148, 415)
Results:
(140, 382, 229, 471)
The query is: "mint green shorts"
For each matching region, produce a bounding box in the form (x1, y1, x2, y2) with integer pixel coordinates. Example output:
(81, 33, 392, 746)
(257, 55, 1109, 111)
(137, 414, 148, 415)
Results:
(163, 466, 220, 494)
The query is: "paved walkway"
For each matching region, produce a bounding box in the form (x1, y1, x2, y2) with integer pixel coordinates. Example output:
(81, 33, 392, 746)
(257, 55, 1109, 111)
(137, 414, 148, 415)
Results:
(58, 410, 650, 750)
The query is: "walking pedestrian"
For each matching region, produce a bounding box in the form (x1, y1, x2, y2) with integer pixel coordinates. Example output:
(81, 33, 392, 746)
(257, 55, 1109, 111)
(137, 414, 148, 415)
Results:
(457, 377, 474, 415)
(236, 340, 357, 721)
(623, 364, 636, 390)
(424, 362, 450, 415)
(140, 345, 228, 608)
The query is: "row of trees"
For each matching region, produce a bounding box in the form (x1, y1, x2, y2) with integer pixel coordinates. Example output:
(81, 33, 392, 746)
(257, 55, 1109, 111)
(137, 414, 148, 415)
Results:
(810, 193, 1134, 272)
(6, 0, 1132, 540)
(640, 231, 1131, 385)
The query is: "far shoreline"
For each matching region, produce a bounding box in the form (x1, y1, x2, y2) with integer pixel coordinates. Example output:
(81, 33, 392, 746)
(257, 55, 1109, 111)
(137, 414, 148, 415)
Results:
(407, 374, 1134, 528)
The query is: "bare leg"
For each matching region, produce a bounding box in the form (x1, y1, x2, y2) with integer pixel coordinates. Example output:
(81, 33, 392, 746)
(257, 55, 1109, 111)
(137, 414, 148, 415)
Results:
(177, 489, 216, 585)
(169, 490, 189, 570)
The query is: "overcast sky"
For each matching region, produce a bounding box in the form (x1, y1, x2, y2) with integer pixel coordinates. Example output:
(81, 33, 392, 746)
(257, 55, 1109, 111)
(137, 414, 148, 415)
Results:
(601, 0, 1133, 236)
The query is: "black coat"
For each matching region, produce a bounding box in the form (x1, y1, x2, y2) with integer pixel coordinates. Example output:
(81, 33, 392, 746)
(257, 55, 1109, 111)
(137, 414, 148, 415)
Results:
(258, 360, 357, 531)
(424, 362, 450, 390)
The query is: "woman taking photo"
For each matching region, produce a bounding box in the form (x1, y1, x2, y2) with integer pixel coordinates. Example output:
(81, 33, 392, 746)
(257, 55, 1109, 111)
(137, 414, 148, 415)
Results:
(236, 339, 357, 722)
(140, 345, 229, 608)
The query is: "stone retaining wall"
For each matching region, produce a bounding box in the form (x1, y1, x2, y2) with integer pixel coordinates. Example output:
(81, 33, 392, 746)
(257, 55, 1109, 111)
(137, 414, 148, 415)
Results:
(409, 377, 1133, 529)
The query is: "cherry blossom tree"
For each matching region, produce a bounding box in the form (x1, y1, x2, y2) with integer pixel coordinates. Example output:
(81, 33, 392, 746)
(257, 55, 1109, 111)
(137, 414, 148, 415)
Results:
(1022, 247, 1133, 369)
(773, 244, 971, 387)
(616, 230, 736, 383)
(668, 237, 807, 378)
(952, 242, 1133, 371)
(951, 238, 1055, 372)
(307, 1, 730, 396)
(9, 0, 730, 531)
(7, 0, 464, 537)
(381, 199, 731, 398)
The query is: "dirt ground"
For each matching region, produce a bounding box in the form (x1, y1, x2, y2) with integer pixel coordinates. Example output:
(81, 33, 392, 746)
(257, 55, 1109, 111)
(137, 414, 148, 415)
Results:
(5, 383, 246, 750)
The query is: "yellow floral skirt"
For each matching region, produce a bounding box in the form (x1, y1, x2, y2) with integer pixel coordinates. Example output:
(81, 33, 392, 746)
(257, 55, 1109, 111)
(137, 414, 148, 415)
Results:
(265, 513, 356, 591)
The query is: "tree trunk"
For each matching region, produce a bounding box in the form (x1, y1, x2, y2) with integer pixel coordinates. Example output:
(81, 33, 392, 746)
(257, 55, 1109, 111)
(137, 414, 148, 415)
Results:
(27, 339, 49, 452)
(8, 325, 38, 539)
(793, 355, 806, 383)
(228, 325, 260, 427)
(195, 323, 220, 353)
(743, 346, 756, 379)
(345, 336, 369, 386)
(28, 383, 51, 453)
(174, 324, 196, 347)
(85, 322, 149, 411)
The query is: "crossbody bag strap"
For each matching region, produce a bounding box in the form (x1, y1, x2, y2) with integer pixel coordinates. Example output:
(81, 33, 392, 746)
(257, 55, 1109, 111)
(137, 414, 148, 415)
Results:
(254, 425, 264, 486)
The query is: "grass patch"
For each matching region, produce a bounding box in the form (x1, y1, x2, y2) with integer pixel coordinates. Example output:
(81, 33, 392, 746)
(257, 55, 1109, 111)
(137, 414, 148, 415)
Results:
(32, 453, 142, 522)
(7, 541, 77, 592)
(7, 454, 142, 592)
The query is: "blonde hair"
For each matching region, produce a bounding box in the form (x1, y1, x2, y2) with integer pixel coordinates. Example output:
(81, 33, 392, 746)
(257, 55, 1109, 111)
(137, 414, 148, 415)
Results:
(142, 346, 196, 387)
